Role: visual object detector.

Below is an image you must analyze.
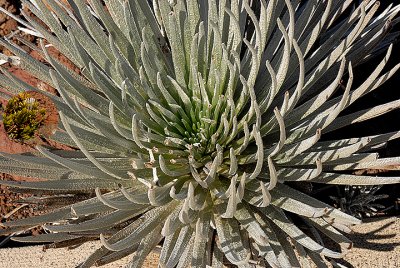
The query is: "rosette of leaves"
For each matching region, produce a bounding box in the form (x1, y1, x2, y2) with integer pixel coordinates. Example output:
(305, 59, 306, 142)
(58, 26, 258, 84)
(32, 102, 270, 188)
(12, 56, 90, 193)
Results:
(1, 0, 400, 267)
(330, 185, 389, 218)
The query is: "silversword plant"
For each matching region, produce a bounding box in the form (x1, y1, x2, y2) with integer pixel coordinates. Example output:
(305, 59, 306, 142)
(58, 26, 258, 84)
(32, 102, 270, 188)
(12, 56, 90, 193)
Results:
(1, 0, 400, 267)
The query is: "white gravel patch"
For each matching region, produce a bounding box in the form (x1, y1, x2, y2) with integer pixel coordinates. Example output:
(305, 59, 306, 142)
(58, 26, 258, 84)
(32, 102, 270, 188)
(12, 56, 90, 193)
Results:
(0, 217, 398, 268)
(0, 241, 159, 268)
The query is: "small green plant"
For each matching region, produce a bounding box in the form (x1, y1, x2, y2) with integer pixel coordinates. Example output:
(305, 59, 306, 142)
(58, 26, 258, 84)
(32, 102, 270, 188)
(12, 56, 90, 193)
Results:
(330, 185, 389, 219)
(2, 92, 46, 142)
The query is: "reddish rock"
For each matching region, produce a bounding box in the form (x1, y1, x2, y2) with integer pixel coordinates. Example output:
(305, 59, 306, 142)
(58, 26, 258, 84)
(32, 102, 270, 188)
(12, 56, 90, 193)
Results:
(30, 44, 81, 75)
(0, 0, 18, 36)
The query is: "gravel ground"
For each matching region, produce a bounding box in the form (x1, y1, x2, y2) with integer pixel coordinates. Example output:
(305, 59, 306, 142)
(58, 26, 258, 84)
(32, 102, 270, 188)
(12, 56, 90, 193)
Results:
(0, 217, 398, 268)
(339, 217, 399, 268)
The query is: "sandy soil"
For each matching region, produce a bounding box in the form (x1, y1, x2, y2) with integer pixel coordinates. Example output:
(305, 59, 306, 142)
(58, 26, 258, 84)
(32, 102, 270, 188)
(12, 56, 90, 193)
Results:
(339, 217, 400, 268)
(0, 217, 398, 268)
